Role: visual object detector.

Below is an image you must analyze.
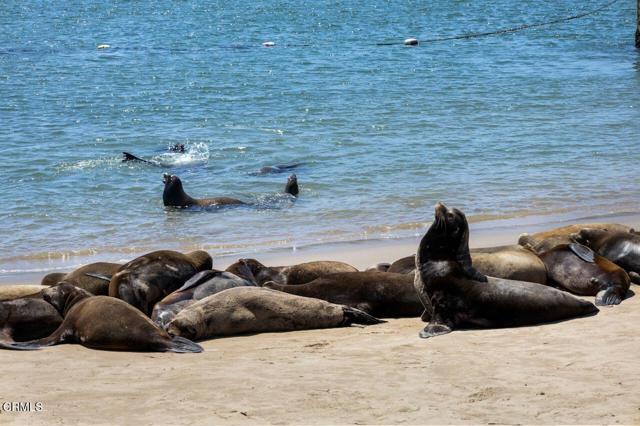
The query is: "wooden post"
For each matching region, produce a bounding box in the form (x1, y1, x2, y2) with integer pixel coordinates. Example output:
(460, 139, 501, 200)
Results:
(637, 0, 640, 48)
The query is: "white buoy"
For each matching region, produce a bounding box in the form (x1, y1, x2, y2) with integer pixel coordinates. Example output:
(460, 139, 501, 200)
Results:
(404, 38, 418, 46)
(262, 41, 276, 48)
(97, 44, 110, 49)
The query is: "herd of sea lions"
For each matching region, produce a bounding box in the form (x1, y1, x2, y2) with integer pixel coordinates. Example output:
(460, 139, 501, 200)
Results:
(1, 202, 638, 352)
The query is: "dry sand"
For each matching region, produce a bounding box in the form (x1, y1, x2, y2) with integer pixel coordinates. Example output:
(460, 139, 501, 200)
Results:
(2, 214, 640, 425)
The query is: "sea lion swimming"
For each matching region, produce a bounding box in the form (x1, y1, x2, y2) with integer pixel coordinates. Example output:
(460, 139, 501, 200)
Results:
(263, 271, 423, 318)
(165, 286, 383, 341)
(1, 284, 202, 353)
(536, 243, 630, 305)
(285, 173, 299, 197)
(387, 245, 547, 284)
(151, 269, 255, 328)
(109, 250, 212, 316)
(249, 163, 302, 176)
(573, 228, 640, 283)
(518, 223, 634, 254)
(41, 262, 122, 295)
(163, 174, 246, 208)
(224, 258, 358, 286)
(414, 202, 598, 338)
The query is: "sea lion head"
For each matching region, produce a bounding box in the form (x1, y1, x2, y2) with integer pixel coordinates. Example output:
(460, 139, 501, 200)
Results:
(43, 283, 92, 316)
(285, 173, 299, 197)
(166, 314, 200, 341)
(186, 250, 213, 271)
(162, 174, 190, 207)
(420, 202, 471, 262)
(571, 228, 608, 247)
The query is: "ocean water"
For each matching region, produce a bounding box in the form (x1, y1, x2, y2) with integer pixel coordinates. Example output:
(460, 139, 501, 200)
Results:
(1, 0, 639, 277)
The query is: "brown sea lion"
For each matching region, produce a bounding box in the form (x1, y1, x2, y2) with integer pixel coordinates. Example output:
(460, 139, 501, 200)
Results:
(387, 245, 547, 284)
(2, 284, 202, 353)
(0, 285, 47, 301)
(0, 295, 63, 343)
(151, 269, 255, 328)
(165, 287, 383, 341)
(518, 223, 633, 254)
(414, 203, 598, 338)
(263, 271, 422, 318)
(224, 258, 358, 286)
(163, 173, 246, 207)
(573, 229, 640, 284)
(536, 243, 630, 305)
(365, 263, 391, 272)
(109, 250, 212, 316)
(41, 262, 122, 295)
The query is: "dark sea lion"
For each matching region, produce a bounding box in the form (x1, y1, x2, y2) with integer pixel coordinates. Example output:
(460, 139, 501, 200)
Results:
(41, 262, 122, 295)
(165, 286, 383, 341)
(387, 245, 547, 284)
(414, 202, 598, 338)
(0, 285, 47, 301)
(573, 229, 640, 283)
(0, 296, 63, 343)
(122, 152, 153, 164)
(365, 263, 391, 272)
(109, 250, 212, 316)
(536, 243, 630, 305)
(249, 163, 302, 176)
(518, 223, 633, 254)
(169, 143, 185, 153)
(151, 269, 255, 328)
(2, 284, 202, 353)
(224, 258, 358, 286)
(263, 271, 422, 318)
(285, 173, 299, 197)
(162, 173, 246, 208)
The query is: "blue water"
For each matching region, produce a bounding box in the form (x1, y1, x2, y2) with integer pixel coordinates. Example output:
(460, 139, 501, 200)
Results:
(1, 0, 639, 276)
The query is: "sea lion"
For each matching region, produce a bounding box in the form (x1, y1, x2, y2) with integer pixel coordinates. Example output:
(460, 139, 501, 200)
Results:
(387, 245, 547, 284)
(573, 229, 640, 283)
(41, 262, 121, 295)
(263, 271, 422, 318)
(0, 295, 63, 343)
(151, 269, 255, 328)
(163, 174, 246, 208)
(414, 202, 598, 338)
(518, 223, 633, 253)
(109, 250, 212, 316)
(224, 258, 358, 286)
(365, 263, 391, 272)
(249, 163, 302, 176)
(0, 285, 47, 301)
(169, 143, 185, 153)
(285, 173, 299, 197)
(536, 243, 629, 305)
(165, 286, 383, 341)
(1, 284, 202, 353)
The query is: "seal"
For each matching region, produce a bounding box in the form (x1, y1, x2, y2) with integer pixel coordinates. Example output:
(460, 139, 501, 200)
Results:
(224, 258, 358, 285)
(0, 292, 63, 343)
(41, 262, 121, 295)
(109, 250, 212, 316)
(414, 202, 598, 338)
(0, 285, 47, 301)
(151, 269, 255, 328)
(165, 286, 384, 341)
(1, 283, 202, 353)
(573, 228, 640, 283)
(388, 245, 547, 284)
(518, 223, 633, 253)
(263, 271, 422, 318)
(536, 243, 630, 305)
(163, 174, 246, 208)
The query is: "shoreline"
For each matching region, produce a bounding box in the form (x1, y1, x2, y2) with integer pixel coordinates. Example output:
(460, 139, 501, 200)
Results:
(3, 208, 640, 285)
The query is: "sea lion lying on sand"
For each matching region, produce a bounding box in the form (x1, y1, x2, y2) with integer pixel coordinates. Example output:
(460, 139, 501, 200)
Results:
(0, 293, 63, 343)
(414, 202, 598, 338)
(518, 223, 634, 254)
(573, 228, 640, 284)
(166, 287, 383, 341)
(41, 262, 122, 295)
(225, 258, 358, 285)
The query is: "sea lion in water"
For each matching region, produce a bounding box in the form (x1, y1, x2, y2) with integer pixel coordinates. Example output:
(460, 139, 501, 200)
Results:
(249, 163, 302, 175)
(387, 245, 547, 284)
(518, 223, 633, 254)
(165, 286, 383, 341)
(1, 284, 202, 352)
(263, 271, 422, 318)
(414, 202, 598, 338)
(163, 174, 246, 208)
(225, 258, 358, 286)
(41, 262, 122, 295)
(573, 229, 640, 283)
(109, 250, 212, 316)
(0, 285, 48, 301)
(285, 173, 299, 197)
(151, 269, 255, 328)
(536, 243, 629, 305)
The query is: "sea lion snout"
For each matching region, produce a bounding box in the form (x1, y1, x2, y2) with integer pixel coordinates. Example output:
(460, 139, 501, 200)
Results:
(162, 173, 172, 184)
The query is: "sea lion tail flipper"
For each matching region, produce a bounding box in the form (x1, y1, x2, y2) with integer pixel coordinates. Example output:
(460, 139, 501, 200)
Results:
(83, 272, 112, 282)
(569, 243, 595, 263)
(341, 307, 386, 326)
(0, 331, 64, 351)
(122, 152, 150, 163)
(419, 322, 452, 339)
(595, 287, 623, 306)
(166, 336, 203, 353)
(628, 271, 640, 284)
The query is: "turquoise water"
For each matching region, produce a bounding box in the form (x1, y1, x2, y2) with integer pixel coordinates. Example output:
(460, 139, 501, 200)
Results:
(1, 0, 639, 277)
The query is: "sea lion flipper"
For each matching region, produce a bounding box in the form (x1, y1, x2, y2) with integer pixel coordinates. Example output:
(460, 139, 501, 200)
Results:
(595, 288, 623, 306)
(418, 322, 452, 339)
(166, 336, 203, 353)
(628, 271, 640, 284)
(569, 243, 595, 263)
(341, 306, 386, 326)
(83, 272, 112, 282)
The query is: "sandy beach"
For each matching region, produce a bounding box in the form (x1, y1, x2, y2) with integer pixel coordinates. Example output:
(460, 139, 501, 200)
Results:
(2, 214, 640, 425)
